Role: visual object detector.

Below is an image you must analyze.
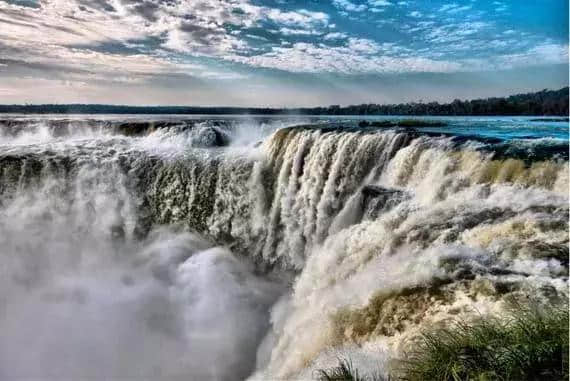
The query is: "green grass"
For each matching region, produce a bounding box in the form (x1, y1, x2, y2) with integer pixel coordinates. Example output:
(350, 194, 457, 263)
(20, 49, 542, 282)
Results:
(398, 300, 569, 381)
(318, 300, 569, 381)
(316, 358, 389, 381)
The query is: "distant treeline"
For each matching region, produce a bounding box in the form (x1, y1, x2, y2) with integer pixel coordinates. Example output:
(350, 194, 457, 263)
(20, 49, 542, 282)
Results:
(302, 87, 569, 116)
(1, 87, 567, 115)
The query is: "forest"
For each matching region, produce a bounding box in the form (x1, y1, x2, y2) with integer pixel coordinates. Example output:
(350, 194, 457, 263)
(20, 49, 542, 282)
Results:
(0, 87, 567, 116)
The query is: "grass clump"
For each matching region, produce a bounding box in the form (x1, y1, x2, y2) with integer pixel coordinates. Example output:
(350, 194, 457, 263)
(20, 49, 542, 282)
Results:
(318, 300, 568, 381)
(397, 300, 569, 381)
(316, 358, 389, 381)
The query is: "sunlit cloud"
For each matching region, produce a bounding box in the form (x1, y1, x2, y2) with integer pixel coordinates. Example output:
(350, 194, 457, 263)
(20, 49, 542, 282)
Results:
(0, 0, 567, 105)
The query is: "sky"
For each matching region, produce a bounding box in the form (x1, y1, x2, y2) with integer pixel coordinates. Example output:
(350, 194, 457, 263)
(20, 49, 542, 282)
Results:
(0, 0, 568, 107)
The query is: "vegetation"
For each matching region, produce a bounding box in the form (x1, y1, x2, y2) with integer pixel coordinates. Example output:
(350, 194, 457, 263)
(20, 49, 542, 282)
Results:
(398, 300, 569, 381)
(318, 300, 569, 381)
(305, 87, 569, 116)
(316, 358, 389, 381)
(0, 88, 567, 116)
(358, 120, 448, 128)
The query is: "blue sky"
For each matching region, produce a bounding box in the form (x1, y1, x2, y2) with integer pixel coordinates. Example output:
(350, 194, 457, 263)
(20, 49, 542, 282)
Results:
(0, 0, 567, 106)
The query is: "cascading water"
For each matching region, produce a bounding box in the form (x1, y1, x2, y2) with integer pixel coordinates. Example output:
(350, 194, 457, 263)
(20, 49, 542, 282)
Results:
(0, 116, 567, 380)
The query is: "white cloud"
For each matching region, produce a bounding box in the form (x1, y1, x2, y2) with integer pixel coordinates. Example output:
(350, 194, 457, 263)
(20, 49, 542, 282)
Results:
(278, 27, 320, 36)
(323, 32, 348, 40)
(439, 3, 459, 12)
(462, 43, 569, 70)
(0, 0, 332, 81)
(449, 5, 472, 13)
(347, 37, 381, 54)
(228, 41, 462, 74)
(368, 0, 391, 6)
(0, 0, 565, 82)
(422, 21, 490, 43)
(332, 0, 367, 12)
(439, 3, 472, 13)
(262, 8, 329, 28)
(228, 39, 570, 75)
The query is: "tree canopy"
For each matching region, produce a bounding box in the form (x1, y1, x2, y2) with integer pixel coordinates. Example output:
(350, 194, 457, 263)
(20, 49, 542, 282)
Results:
(0, 87, 567, 116)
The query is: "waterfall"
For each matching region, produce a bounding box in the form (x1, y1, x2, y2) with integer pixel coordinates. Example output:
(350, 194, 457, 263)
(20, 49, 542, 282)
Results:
(0, 118, 567, 380)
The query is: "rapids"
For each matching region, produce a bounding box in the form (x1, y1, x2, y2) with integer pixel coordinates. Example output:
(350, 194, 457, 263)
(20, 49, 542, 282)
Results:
(0, 116, 567, 380)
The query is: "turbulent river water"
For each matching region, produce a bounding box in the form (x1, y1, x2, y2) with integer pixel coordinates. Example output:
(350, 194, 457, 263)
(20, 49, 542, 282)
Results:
(0, 115, 568, 380)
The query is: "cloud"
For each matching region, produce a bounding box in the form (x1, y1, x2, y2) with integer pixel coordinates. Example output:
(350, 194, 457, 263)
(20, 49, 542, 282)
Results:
(368, 0, 391, 6)
(332, 0, 367, 12)
(438, 3, 473, 14)
(0, 0, 333, 82)
(227, 40, 462, 74)
(278, 27, 320, 36)
(323, 32, 348, 41)
(0, 0, 566, 89)
(416, 20, 491, 45)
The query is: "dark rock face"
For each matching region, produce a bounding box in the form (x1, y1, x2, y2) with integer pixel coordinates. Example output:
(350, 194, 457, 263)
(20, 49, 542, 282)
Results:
(113, 121, 164, 136)
(1, 121, 567, 272)
(196, 126, 231, 147)
(361, 185, 403, 198)
(361, 185, 408, 220)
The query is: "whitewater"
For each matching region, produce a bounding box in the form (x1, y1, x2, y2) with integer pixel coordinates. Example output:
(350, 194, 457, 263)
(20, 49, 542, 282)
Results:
(0, 115, 567, 380)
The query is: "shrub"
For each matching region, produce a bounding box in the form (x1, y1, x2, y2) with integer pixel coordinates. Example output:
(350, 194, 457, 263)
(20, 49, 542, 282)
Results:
(397, 300, 569, 381)
(318, 299, 568, 381)
(316, 358, 389, 381)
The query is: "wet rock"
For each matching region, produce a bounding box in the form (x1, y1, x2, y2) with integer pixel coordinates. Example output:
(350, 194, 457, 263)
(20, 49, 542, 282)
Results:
(110, 224, 125, 241)
(193, 126, 231, 147)
(361, 185, 403, 199)
(361, 185, 408, 219)
(525, 241, 569, 268)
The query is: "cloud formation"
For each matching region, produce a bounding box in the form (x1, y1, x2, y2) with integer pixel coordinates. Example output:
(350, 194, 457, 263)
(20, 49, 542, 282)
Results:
(0, 0, 567, 105)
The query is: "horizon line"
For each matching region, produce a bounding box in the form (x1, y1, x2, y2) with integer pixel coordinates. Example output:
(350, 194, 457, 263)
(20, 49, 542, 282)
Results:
(0, 87, 567, 110)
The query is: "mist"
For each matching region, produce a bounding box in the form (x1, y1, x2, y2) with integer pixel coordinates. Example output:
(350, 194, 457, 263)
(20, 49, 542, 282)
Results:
(0, 128, 285, 379)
